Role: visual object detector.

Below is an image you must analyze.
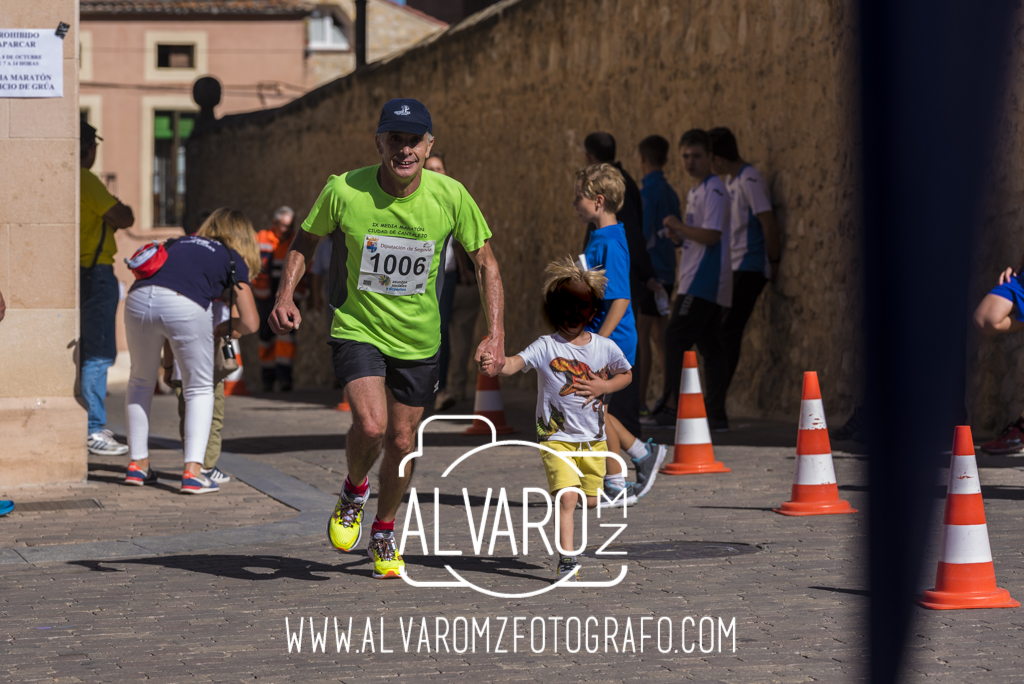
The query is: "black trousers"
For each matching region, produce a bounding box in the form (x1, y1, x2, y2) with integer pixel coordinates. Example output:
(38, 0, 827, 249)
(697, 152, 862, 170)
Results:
(661, 294, 726, 410)
(607, 362, 642, 438)
(700, 271, 768, 421)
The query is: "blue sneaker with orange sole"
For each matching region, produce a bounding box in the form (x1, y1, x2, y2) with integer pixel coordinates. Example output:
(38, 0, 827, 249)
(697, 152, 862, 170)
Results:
(124, 462, 158, 486)
(180, 471, 219, 495)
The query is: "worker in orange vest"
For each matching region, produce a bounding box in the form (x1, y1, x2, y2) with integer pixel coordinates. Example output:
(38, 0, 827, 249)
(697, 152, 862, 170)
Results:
(254, 206, 307, 391)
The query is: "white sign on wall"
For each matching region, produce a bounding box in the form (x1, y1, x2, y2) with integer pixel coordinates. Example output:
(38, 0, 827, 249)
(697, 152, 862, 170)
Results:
(0, 29, 63, 98)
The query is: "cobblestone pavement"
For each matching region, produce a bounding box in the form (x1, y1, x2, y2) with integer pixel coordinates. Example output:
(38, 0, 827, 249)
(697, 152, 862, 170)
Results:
(1, 389, 1023, 682)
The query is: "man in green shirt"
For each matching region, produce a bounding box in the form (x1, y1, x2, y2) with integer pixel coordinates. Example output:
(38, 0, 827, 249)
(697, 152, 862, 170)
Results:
(270, 99, 506, 580)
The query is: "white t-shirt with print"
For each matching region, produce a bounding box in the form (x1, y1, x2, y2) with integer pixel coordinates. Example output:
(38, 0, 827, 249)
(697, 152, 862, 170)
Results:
(518, 332, 631, 443)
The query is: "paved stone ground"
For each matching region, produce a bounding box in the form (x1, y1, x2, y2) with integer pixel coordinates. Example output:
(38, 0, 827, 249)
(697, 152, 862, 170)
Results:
(1, 388, 1023, 682)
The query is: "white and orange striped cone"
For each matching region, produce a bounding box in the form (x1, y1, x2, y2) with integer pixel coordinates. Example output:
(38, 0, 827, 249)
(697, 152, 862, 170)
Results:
(336, 389, 351, 412)
(919, 426, 1019, 610)
(222, 339, 250, 396)
(660, 351, 729, 475)
(774, 371, 855, 516)
(465, 372, 516, 435)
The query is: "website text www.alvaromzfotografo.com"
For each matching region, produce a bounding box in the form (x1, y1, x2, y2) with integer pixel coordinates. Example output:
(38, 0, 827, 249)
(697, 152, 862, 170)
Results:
(284, 615, 737, 655)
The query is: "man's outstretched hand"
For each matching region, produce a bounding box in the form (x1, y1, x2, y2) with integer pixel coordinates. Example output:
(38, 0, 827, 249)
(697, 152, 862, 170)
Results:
(475, 335, 505, 377)
(269, 299, 302, 335)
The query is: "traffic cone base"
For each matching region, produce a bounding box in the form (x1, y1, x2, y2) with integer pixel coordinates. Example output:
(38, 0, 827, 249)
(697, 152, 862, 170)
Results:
(919, 562, 1020, 609)
(661, 460, 730, 475)
(918, 425, 1017, 610)
(660, 353, 729, 476)
(775, 372, 855, 515)
(465, 411, 516, 435)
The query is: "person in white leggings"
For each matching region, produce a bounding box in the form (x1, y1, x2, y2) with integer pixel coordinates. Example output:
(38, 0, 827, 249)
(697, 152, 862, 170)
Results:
(123, 208, 259, 494)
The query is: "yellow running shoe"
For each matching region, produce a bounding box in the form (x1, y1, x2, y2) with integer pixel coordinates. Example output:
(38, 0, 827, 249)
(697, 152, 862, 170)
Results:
(368, 531, 405, 579)
(327, 489, 368, 552)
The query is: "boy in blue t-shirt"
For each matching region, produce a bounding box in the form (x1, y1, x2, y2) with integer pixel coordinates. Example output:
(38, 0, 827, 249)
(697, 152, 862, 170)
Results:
(574, 164, 664, 504)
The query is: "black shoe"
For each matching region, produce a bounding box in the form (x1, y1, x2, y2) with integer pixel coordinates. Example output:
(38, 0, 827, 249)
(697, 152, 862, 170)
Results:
(640, 407, 676, 427)
(280, 383, 293, 392)
(707, 416, 729, 432)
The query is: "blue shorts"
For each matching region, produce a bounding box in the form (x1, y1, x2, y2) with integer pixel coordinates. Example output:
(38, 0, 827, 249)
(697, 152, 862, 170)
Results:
(990, 275, 1024, 322)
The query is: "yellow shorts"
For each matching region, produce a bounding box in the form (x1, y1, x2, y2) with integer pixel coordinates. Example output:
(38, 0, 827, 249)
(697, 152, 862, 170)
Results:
(539, 440, 608, 497)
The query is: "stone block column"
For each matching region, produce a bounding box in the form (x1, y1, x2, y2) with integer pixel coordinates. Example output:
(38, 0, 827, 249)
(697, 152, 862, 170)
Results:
(0, 0, 88, 487)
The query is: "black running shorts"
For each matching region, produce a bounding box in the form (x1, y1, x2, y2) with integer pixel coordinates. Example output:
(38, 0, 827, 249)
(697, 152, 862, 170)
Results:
(329, 338, 439, 408)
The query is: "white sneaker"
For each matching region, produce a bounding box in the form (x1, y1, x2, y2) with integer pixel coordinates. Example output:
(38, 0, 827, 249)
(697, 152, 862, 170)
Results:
(87, 429, 129, 456)
(201, 466, 231, 484)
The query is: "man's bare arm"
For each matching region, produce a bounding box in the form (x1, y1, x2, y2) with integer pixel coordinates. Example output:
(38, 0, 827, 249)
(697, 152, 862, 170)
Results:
(467, 241, 506, 375)
(662, 215, 721, 246)
(268, 229, 321, 334)
(103, 202, 134, 230)
(757, 210, 780, 262)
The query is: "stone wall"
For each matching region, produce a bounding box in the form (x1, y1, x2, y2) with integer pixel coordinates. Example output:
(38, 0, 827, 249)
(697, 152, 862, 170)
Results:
(186, 0, 866, 421)
(0, 0, 88, 486)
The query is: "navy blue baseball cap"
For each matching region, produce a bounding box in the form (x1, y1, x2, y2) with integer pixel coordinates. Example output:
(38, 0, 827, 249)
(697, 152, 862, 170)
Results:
(376, 98, 432, 136)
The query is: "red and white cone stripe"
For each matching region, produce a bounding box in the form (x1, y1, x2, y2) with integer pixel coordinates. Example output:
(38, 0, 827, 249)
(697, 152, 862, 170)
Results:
(793, 397, 838, 486)
(919, 425, 1017, 609)
(938, 452, 992, 564)
(773, 371, 855, 516)
(661, 351, 729, 474)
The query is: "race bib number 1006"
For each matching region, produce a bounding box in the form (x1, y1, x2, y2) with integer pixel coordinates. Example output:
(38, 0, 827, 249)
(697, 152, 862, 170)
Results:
(358, 235, 435, 296)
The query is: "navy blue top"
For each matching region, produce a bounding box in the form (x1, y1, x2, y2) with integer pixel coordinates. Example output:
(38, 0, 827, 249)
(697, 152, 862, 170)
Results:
(584, 222, 638, 365)
(641, 170, 682, 286)
(131, 235, 251, 309)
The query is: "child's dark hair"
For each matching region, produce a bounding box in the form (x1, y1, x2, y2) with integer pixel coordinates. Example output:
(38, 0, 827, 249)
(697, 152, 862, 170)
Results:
(638, 135, 670, 166)
(678, 128, 711, 152)
(708, 127, 740, 161)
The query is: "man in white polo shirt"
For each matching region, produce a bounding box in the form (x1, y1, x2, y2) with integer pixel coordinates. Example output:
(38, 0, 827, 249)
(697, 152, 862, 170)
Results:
(702, 127, 781, 429)
(644, 129, 732, 428)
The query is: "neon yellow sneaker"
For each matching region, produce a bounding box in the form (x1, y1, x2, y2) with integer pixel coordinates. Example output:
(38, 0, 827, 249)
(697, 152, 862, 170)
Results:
(327, 489, 368, 552)
(368, 531, 405, 579)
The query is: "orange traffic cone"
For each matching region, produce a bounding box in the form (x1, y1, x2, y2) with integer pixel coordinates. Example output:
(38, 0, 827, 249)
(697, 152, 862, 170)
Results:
(336, 389, 351, 412)
(919, 426, 1018, 609)
(660, 351, 729, 475)
(465, 372, 515, 435)
(223, 339, 250, 396)
(774, 372, 855, 516)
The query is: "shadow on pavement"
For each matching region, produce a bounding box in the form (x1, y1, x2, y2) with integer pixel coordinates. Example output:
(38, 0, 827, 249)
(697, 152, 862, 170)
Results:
(221, 432, 508, 455)
(86, 463, 180, 494)
(810, 586, 870, 597)
(70, 553, 550, 584)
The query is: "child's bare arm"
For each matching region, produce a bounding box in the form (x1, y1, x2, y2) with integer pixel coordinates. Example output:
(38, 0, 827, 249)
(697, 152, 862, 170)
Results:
(596, 299, 629, 338)
(481, 352, 524, 377)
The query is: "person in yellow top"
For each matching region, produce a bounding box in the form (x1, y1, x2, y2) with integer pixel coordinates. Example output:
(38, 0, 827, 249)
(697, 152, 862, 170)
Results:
(80, 118, 135, 456)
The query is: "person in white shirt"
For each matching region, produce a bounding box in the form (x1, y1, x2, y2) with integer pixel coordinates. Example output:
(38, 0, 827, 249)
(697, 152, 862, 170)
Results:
(700, 127, 781, 429)
(643, 129, 732, 429)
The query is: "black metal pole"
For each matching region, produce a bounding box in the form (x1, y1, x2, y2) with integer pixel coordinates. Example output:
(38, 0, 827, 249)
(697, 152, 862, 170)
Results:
(859, 1, 1013, 681)
(355, 0, 367, 68)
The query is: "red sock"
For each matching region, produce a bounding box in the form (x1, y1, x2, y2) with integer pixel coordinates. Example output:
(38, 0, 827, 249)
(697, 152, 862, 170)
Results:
(344, 476, 369, 498)
(371, 517, 394, 535)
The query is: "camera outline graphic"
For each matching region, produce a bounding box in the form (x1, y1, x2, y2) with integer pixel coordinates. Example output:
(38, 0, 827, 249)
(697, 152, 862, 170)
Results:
(396, 415, 630, 598)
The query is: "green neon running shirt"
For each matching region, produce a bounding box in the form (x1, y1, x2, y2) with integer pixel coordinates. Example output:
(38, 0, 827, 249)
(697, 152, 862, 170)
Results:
(302, 165, 492, 359)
